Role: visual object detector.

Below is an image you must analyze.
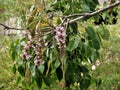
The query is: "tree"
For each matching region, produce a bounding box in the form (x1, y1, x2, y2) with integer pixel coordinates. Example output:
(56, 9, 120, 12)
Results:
(1, 0, 120, 90)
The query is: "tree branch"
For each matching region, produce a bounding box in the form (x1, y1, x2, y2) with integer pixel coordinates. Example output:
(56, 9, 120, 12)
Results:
(68, 1, 120, 24)
(0, 23, 25, 30)
(0, 1, 120, 30)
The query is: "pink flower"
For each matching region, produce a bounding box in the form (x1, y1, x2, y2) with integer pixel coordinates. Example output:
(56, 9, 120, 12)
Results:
(26, 55, 32, 60)
(61, 32, 66, 37)
(24, 44, 30, 50)
(34, 59, 45, 66)
(36, 51, 40, 55)
(20, 49, 32, 60)
(55, 27, 64, 32)
(56, 31, 62, 36)
(23, 30, 30, 36)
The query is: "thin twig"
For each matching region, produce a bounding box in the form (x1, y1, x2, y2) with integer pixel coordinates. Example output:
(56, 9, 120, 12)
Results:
(0, 23, 25, 30)
(68, 1, 120, 24)
(64, 13, 88, 18)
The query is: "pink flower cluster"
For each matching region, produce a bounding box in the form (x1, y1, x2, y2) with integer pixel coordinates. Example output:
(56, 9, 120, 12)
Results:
(34, 46, 45, 66)
(20, 41, 32, 60)
(54, 26, 67, 49)
(20, 30, 45, 66)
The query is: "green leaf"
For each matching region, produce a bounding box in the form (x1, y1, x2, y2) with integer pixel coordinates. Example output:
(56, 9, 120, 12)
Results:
(18, 65, 25, 76)
(81, 4, 91, 12)
(95, 78, 102, 86)
(68, 38, 80, 51)
(38, 65, 45, 73)
(90, 50, 99, 62)
(17, 59, 24, 65)
(86, 26, 96, 39)
(98, 26, 110, 40)
(52, 85, 62, 90)
(56, 66, 63, 81)
(86, 46, 93, 57)
(35, 71, 42, 89)
(70, 22, 78, 34)
(11, 50, 16, 60)
(81, 43, 87, 57)
(43, 75, 54, 86)
(91, 38, 100, 50)
(54, 60, 60, 69)
(31, 65, 36, 77)
(78, 65, 89, 73)
(57, 17, 62, 24)
(12, 64, 16, 74)
(80, 78, 91, 89)
(22, 80, 27, 88)
(102, 12, 107, 20)
(16, 76, 21, 86)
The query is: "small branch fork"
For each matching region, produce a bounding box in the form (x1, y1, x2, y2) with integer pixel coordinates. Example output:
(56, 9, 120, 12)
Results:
(0, 1, 120, 30)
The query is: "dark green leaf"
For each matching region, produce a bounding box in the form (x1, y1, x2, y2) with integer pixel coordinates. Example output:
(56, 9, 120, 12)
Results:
(78, 65, 89, 73)
(56, 66, 63, 81)
(18, 65, 25, 76)
(35, 73, 42, 89)
(81, 43, 87, 57)
(70, 22, 78, 34)
(80, 78, 91, 89)
(43, 75, 54, 86)
(89, 38, 100, 50)
(92, 39, 100, 50)
(86, 26, 96, 39)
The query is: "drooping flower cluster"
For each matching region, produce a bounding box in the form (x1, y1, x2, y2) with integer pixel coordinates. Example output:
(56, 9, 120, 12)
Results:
(20, 30, 45, 66)
(34, 46, 45, 66)
(20, 41, 32, 60)
(54, 26, 67, 49)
